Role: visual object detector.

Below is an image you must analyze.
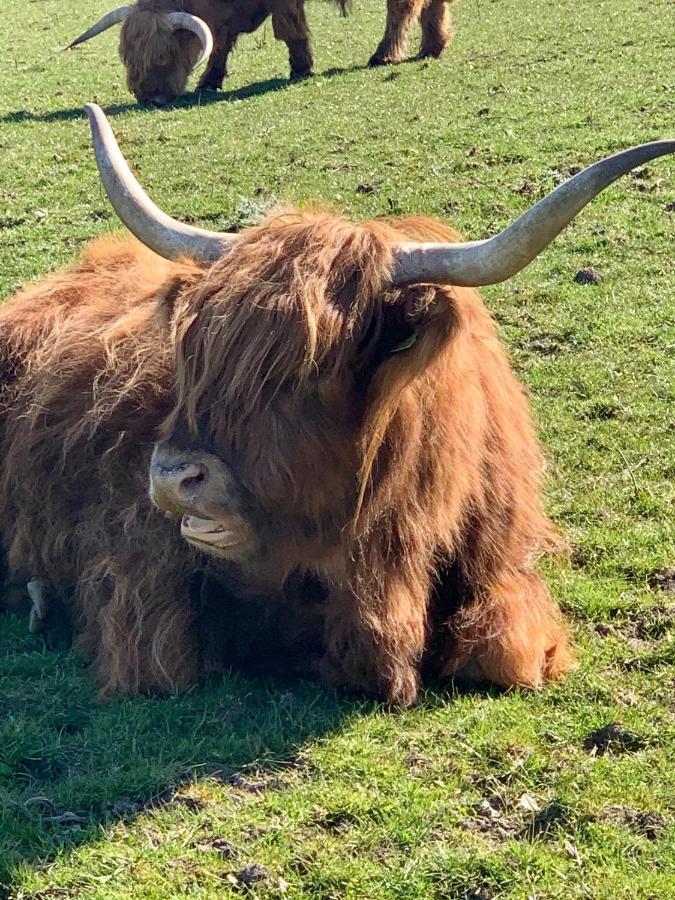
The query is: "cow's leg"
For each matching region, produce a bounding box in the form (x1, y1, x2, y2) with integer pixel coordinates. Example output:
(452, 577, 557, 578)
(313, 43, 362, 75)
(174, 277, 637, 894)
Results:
(318, 570, 428, 708)
(418, 0, 452, 59)
(198, 34, 235, 91)
(272, 1, 313, 79)
(442, 570, 571, 688)
(369, 0, 425, 67)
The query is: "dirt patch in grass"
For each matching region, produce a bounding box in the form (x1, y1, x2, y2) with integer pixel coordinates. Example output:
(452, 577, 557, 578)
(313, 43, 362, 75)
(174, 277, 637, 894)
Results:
(460, 797, 515, 844)
(521, 801, 571, 839)
(460, 795, 572, 845)
(574, 266, 604, 285)
(313, 807, 361, 833)
(582, 723, 645, 756)
(599, 806, 669, 840)
(224, 862, 281, 890)
(592, 599, 675, 648)
(648, 568, 675, 596)
(194, 837, 238, 858)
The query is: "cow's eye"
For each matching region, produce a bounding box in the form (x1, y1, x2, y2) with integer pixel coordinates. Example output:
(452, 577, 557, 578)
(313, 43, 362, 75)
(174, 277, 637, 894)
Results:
(390, 331, 417, 353)
(355, 316, 419, 385)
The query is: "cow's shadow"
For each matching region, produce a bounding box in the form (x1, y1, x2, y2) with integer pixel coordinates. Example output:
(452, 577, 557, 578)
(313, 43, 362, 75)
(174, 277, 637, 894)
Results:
(0, 605, 358, 889)
(0, 64, 367, 125)
(0, 597, 495, 892)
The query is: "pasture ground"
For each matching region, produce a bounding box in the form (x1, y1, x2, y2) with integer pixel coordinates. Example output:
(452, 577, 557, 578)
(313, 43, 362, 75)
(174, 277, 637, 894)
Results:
(1, 0, 674, 896)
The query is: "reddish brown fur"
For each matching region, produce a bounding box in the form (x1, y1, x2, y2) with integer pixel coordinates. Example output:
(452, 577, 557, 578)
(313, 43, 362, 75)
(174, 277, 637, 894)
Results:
(0, 211, 571, 705)
(369, 0, 454, 67)
(119, 0, 350, 103)
(0, 239, 201, 692)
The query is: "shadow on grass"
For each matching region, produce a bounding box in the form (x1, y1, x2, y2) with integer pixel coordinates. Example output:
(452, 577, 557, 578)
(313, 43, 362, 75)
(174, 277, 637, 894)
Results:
(0, 598, 496, 891)
(0, 64, 368, 126)
(0, 607, 358, 888)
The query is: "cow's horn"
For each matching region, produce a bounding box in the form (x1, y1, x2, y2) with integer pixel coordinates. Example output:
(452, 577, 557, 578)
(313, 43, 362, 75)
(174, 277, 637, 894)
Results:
(65, 6, 132, 50)
(391, 140, 675, 287)
(164, 12, 213, 71)
(85, 103, 235, 263)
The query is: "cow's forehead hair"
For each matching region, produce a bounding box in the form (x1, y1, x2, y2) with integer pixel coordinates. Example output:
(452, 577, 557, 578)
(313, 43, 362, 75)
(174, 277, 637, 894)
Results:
(121, 6, 195, 88)
(167, 210, 441, 429)
(198, 207, 462, 319)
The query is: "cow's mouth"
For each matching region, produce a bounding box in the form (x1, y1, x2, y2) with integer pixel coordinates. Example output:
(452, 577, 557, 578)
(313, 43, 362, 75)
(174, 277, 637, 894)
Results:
(180, 515, 251, 556)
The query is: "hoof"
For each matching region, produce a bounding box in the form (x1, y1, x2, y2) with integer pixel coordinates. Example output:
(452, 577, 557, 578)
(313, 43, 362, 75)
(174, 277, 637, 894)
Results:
(197, 77, 224, 93)
(368, 54, 402, 68)
(27, 578, 49, 634)
(416, 48, 445, 61)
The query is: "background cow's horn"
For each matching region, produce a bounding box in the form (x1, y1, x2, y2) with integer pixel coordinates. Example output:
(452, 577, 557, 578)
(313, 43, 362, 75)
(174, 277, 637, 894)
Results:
(165, 12, 214, 71)
(391, 140, 675, 287)
(85, 103, 235, 263)
(65, 6, 132, 50)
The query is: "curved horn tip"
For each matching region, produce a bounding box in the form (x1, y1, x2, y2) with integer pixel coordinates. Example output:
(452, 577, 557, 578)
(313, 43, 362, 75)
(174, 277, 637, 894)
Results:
(164, 11, 214, 70)
(64, 6, 131, 53)
(390, 138, 675, 288)
(63, 35, 87, 51)
(83, 101, 236, 264)
(85, 102, 106, 129)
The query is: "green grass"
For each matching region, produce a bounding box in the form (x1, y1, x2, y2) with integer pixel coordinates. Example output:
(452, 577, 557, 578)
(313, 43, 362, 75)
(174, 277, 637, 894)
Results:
(1, 0, 674, 896)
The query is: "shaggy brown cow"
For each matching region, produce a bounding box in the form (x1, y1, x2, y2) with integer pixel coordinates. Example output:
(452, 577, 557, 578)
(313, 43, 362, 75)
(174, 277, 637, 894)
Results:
(1, 106, 672, 705)
(66, 1, 454, 103)
(66, 0, 349, 104)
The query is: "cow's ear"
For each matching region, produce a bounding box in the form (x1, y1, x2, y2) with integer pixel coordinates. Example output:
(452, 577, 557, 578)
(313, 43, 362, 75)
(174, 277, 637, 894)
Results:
(356, 284, 458, 376)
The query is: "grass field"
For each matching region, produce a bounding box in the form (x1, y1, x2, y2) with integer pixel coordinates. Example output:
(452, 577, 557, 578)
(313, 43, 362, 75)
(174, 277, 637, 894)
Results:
(1, 0, 674, 896)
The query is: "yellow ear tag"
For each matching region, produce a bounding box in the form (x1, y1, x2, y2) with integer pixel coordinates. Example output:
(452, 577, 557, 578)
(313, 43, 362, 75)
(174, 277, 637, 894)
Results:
(391, 332, 417, 353)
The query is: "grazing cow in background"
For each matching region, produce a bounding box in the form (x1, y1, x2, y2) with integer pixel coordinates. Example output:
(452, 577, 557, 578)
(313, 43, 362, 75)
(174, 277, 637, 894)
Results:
(66, 0, 350, 105)
(66, 1, 455, 104)
(369, 0, 454, 67)
(1, 105, 672, 705)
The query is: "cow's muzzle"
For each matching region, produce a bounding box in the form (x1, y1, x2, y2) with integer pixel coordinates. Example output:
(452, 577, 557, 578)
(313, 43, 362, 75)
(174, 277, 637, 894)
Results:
(149, 441, 255, 559)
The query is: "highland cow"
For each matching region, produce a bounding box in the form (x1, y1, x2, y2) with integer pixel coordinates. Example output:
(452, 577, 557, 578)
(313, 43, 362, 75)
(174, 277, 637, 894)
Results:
(1, 106, 672, 705)
(66, 0, 350, 104)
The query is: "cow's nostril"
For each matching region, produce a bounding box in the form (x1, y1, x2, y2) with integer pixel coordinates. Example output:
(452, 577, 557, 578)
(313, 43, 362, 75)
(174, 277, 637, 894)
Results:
(150, 457, 210, 511)
(178, 470, 207, 497)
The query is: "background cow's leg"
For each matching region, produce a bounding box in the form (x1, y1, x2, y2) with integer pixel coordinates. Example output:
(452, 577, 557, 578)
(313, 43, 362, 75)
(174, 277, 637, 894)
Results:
(418, 0, 452, 59)
(197, 34, 235, 91)
(318, 574, 427, 708)
(369, 0, 424, 67)
(443, 570, 571, 688)
(272, 1, 314, 79)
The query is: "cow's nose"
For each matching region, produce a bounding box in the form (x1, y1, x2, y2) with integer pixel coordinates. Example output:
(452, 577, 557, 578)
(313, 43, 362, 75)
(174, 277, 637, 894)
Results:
(149, 455, 210, 512)
(139, 91, 169, 107)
